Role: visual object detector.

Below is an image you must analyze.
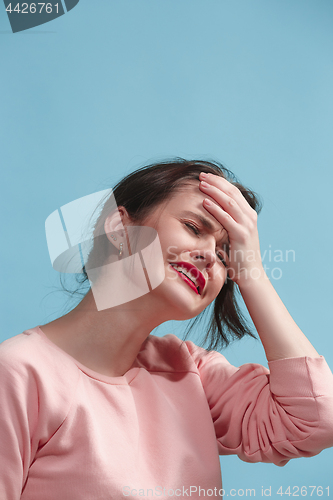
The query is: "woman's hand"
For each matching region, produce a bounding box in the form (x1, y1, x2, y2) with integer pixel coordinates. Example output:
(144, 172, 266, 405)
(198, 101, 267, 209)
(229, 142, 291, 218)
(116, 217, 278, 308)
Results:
(199, 172, 265, 289)
(199, 172, 320, 360)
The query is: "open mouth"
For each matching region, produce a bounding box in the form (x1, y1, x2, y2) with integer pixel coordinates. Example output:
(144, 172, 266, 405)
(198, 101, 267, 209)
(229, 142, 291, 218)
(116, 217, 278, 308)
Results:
(169, 262, 205, 295)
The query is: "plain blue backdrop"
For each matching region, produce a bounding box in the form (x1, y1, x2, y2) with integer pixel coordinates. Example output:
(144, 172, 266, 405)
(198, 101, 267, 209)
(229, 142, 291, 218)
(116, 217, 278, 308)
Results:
(1, 0, 332, 497)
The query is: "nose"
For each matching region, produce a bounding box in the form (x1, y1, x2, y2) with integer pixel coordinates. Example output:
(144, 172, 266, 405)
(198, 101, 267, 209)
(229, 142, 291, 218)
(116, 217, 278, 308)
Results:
(189, 247, 217, 269)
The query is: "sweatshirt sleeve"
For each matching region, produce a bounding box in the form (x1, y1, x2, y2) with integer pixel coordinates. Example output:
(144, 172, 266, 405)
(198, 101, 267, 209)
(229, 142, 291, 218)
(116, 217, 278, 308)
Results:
(0, 357, 39, 499)
(185, 342, 333, 466)
(0, 333, 79, 499)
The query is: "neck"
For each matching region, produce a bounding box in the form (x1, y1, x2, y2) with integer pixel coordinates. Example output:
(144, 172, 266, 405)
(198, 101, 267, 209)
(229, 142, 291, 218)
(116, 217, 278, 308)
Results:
(40, 288, 170, 377)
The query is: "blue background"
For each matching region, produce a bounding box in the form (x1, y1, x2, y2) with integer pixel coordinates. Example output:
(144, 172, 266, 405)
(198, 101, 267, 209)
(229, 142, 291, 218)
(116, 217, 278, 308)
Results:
(1, 0, 332, 497)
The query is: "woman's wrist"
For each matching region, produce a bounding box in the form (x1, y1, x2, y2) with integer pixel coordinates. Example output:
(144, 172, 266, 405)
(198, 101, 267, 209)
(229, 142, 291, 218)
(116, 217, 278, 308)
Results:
(238, 270, 320, 361)
(233, 263, 269, 291)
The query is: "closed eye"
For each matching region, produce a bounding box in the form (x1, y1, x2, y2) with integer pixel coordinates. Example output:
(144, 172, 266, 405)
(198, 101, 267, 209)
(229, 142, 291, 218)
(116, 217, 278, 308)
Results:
(184, 222, 201, 235)
(185, 222, 228, 268)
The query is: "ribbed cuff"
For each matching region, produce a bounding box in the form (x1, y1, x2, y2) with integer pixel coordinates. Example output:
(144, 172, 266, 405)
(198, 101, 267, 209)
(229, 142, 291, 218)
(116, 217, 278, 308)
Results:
(268, 355, 332, 398)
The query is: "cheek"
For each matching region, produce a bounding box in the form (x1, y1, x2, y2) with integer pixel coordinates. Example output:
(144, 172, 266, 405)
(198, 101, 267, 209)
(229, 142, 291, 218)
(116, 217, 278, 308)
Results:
(160, 235, 188, 261)
(209, 266, 228, 293)
(164, 244, 179, 261)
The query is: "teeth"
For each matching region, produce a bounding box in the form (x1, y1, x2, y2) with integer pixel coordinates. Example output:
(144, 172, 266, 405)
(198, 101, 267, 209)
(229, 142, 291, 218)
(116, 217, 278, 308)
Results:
(170, 264, 200, 290)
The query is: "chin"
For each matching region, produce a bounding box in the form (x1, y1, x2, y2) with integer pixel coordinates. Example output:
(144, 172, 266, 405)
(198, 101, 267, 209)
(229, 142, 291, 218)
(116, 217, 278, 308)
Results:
(157, 282, 208, 321)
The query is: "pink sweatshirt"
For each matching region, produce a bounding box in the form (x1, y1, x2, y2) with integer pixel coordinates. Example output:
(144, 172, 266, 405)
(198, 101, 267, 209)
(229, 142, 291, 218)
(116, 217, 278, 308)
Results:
(1, 326, 333, 500)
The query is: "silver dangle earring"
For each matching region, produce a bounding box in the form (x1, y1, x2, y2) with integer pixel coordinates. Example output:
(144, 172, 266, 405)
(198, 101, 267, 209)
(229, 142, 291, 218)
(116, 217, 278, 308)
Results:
(111, 233, 117, 241)
(119, 243, 123, 257)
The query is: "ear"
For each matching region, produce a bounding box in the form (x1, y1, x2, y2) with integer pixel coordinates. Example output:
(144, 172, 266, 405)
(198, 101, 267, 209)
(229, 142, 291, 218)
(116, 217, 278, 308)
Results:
(104, 206, 132, 252)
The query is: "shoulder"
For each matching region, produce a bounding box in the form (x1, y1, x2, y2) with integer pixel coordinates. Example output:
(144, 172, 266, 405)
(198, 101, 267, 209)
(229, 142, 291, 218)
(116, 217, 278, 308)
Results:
(0, 327, 79, 400)
(0, 328, 81, 458)
(135, 333, 233, 376)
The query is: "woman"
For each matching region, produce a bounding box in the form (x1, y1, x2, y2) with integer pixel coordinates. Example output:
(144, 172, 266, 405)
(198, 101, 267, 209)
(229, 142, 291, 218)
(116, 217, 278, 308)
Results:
(1, 159, 333, 499)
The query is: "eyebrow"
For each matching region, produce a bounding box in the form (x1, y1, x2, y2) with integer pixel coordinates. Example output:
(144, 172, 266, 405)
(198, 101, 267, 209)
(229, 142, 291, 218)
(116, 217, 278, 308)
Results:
(179, 210, 229, 252)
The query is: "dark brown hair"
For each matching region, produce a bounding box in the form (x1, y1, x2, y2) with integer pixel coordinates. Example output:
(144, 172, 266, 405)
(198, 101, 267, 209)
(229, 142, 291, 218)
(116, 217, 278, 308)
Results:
(61, 158, 262, 350)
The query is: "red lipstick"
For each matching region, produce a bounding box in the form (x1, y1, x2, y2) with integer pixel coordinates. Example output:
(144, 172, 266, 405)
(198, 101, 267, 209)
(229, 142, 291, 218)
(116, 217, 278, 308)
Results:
(169, 261, 206, 295)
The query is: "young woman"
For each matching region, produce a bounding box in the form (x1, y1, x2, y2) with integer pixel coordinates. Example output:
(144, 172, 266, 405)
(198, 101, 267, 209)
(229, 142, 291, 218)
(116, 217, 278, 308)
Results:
(1, 159, 333, 499)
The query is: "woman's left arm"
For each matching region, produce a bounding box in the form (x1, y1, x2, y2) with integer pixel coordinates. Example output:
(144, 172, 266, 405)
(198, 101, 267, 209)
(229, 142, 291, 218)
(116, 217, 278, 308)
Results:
(199, 172, 319, 362)
(236, 272, 320, 361)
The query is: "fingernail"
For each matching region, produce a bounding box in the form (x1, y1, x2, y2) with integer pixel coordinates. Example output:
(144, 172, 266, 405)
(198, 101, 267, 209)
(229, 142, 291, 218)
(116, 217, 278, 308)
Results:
(204, 198, 212, 206)
(201, 181, 210, 188)
(200, 172, 207, 177)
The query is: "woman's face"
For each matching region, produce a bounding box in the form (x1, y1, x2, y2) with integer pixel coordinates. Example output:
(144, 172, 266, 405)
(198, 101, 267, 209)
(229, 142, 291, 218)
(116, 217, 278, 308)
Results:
(142, 180, 229, 320)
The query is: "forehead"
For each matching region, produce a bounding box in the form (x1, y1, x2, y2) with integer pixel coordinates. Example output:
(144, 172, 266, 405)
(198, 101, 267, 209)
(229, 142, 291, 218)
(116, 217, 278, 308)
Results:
(166, 181, 209, 212)
(154, 181, 228, 240)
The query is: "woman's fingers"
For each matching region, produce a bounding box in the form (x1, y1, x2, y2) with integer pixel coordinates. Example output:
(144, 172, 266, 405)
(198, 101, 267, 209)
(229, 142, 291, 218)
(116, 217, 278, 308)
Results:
(199, 180, 245, 224)
(202, 197, 238, 235)
(199, 172, 256, 216)
(198, 172, 262, 286)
